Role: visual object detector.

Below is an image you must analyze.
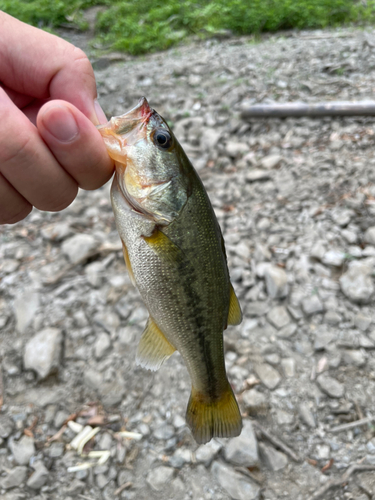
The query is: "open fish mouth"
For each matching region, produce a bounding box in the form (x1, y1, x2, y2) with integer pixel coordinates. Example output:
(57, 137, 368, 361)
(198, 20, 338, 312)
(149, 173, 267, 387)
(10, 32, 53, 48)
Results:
(97, 97, 154, 162)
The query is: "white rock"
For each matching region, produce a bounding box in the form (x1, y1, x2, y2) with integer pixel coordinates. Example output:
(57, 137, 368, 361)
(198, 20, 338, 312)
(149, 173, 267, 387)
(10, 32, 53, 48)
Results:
(13, 291, 40, 333)
(24, 328, 62, 379)
(211, 461, 260, 500)
(261, 154, 282, 169)
(62, 234, 97, 264)
(10, 435, 35, 465)
(259, 443, 288, 471)
(94, 332, 111, 359)
(146, 466, 174, 491)
(264, 265, 288, 298)
(339, 261, 374, 303)
(267, 306, 291, 329)
(322, 250, 346, 267)
(364, 226, 375, 245)
(195, 440, 222, 466)
(255, 363, 281, 390)
(224, 420, 259, 466)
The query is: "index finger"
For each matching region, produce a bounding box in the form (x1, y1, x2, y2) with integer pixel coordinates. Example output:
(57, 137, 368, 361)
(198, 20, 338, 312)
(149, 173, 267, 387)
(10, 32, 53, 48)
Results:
(0, 12, 101, 124)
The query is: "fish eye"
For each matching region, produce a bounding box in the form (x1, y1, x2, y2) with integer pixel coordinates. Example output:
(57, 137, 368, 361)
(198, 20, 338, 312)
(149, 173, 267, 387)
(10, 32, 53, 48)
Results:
(153, 129, 172, 149)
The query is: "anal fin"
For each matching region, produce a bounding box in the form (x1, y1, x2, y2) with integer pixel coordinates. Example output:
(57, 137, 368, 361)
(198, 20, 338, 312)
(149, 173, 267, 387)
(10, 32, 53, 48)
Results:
(142, 228, 183, 264)
(227, 283, 242, 326)
(136, 317, 176, 371)
(121, 241, 136, 286)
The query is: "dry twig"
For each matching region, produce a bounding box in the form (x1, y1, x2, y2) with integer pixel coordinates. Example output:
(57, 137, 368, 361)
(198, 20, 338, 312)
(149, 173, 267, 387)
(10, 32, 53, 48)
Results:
(307, 464, 375, 500)
(329, 416, 375, 434)
(114, 482, 132, 496)
(253, 422, 301, 463)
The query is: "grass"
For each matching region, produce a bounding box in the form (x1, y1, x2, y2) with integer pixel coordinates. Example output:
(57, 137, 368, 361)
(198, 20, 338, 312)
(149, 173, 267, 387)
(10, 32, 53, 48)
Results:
(2, 0, 375, 55)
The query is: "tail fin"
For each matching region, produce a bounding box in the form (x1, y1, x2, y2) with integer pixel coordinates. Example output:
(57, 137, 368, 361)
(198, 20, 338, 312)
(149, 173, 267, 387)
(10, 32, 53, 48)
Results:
(186, 384, 242, 444)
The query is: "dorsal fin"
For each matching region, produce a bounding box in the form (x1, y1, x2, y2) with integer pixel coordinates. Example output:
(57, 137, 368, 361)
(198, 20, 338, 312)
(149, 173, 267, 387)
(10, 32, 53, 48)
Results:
(136, 317, 176, 371)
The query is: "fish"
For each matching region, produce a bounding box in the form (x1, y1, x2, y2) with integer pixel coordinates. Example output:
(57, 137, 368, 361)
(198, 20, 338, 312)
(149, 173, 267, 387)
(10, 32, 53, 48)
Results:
(98, 97, 242, 444)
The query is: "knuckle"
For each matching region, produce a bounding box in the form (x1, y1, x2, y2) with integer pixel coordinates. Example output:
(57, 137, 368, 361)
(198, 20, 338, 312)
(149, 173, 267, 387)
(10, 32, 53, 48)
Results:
(0, 132, 33, 167)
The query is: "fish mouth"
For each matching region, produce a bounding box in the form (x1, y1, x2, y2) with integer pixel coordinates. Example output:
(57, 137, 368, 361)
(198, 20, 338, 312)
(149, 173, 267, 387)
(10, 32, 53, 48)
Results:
(97, 97, 154, 162)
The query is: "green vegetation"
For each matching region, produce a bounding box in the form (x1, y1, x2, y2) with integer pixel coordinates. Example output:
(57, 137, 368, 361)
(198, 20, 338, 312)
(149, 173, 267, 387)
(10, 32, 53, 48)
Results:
(2, 0, 375, 55)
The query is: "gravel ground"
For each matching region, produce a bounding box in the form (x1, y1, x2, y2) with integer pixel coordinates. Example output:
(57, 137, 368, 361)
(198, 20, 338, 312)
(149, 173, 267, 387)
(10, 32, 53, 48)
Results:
(2, 24, 375, 500)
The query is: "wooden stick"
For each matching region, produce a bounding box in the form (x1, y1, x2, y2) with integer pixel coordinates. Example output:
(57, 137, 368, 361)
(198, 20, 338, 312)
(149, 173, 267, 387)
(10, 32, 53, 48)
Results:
(329, 416, 375, 434)
(253, 422, 302, 463)
(241, 101, 375, 119)
(307, 464, 375, 500)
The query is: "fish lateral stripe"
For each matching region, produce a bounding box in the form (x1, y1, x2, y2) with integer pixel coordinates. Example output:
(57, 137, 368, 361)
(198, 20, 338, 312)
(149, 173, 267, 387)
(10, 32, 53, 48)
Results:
(186, 383, 242, 444)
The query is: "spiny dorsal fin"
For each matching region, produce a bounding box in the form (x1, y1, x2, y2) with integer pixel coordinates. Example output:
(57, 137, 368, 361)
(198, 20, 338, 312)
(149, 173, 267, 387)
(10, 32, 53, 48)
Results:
(142, 228, 184, 264)
(228, 284, 242, 326)
(121, 241, 136, 286)
(136, 317, 176, 371)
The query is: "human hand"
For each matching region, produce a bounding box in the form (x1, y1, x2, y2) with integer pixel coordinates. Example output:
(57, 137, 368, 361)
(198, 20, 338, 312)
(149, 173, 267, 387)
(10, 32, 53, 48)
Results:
(0, 12, 114, 224)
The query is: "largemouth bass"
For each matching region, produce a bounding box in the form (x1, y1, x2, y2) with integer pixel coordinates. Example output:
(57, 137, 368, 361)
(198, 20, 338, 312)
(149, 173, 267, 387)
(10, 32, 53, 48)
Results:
(98, 98, 242, 444)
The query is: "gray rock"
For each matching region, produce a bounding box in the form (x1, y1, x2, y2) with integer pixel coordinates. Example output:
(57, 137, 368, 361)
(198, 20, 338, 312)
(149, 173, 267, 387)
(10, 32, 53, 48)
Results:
(277, 323, 297, 338)
(146, 466, 174, 491)
(298, 403, 316, 428)
(302, 295, 324, 315)
(242, 389, 268, 413)
(0, 466, 28, 489)
(247, 301, 270, 316)
(153, 424, 175, 440)
(322, 250, 346, 267)
(255, 363, 281, 390)
(24, 328, 62, 379)
(267, 306, 290, 329)
(195, 440, 222, 466)
(264, 265, 288, 298)
(62, 234, 97, 264)
(224, 420, 259, 466)
(48, 442, 65, 458)
(246, 169, 272, 182)
(226, 141, 248, 157)
(354, 313, 372, 331)
(324, 310, 342, 325)
(261, 154, 282, 169)
(26, 462, 49, 489)
(41, 222, 72, 241)
(211, 461, 260, 500)
(364, 226, 375, 245)
(13, 291, 39, 333)
(258, 442, 288, 471)
(10, 435, 35, 465)
(94, 332, 111, 359)
(169, 448, 192, 468)
(281, 358, 295, 377)
(85, 261, 104, 288)
(276, 409, 294, 425)
(342, 349, 366, 367)
(339, 261, 374, 303)
(96, 473, 108, 489)
(0, 415, 14, 438)
(316, 374, 344, 398)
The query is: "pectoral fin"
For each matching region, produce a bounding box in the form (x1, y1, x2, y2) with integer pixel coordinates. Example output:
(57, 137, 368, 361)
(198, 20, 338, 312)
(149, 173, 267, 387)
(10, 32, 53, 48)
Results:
(136, 317, 176, 371)
(121, 241, 136, 286)
(142, 228, 184, 264)
(227, 284, 242, 326)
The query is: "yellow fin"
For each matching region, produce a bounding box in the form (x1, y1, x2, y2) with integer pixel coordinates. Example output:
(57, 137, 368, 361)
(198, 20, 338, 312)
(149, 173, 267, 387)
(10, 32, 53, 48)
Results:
(228, 284, 242, 326)
(142, 228, 183, 264)
(136, 317, 176, 371)
(186, 383, 242, 444)
(121, 241, 136, 286)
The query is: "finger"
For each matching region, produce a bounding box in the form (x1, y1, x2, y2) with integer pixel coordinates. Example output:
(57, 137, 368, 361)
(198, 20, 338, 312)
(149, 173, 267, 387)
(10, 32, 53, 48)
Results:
(0, 81, 34, 109)
(0, 12, 107, 125)
(0, 173, 32, 224)
(0, 88, 78, 211)
(37, 100, 114, 190)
